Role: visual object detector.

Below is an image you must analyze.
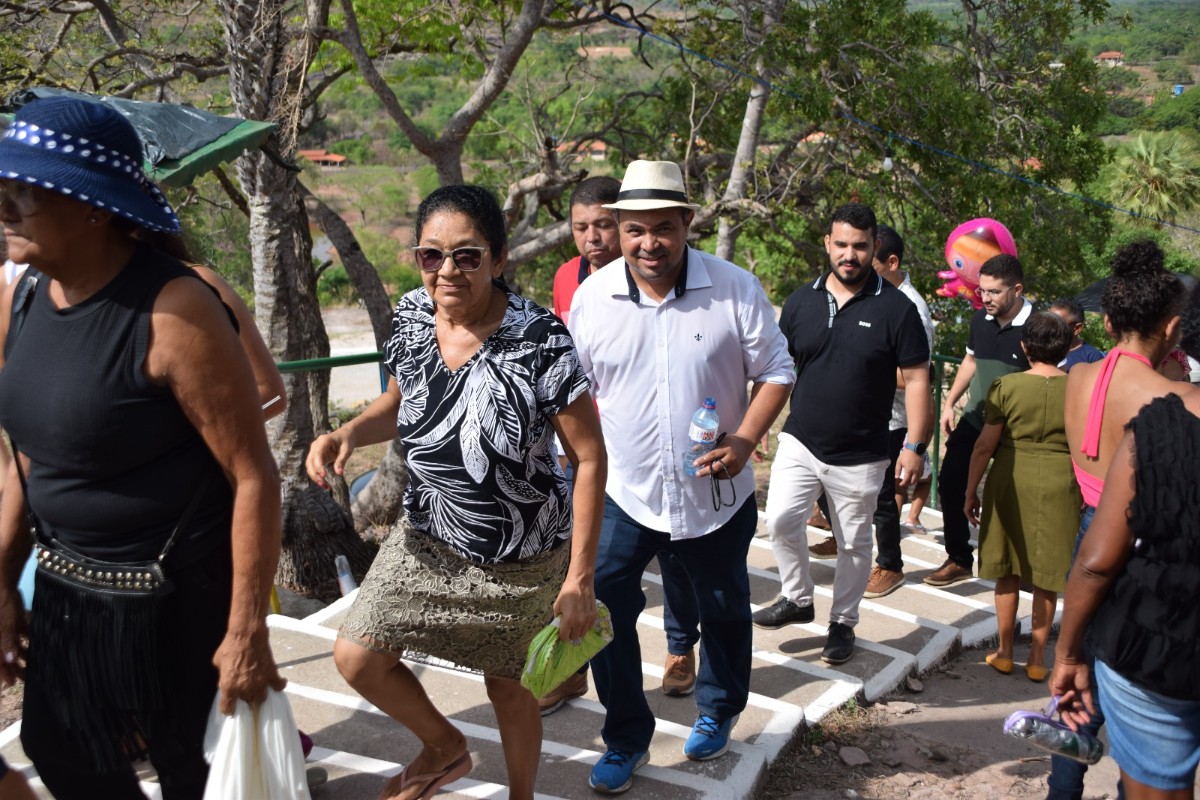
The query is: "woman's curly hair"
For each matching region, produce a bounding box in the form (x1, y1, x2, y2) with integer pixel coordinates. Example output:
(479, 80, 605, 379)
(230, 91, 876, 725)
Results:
(1102, 240, 1184, 338)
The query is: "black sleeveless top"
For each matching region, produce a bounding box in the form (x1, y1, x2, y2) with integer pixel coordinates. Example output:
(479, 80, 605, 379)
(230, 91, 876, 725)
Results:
(0, 246, 232, 563)
(1089, 394, 1200, 701)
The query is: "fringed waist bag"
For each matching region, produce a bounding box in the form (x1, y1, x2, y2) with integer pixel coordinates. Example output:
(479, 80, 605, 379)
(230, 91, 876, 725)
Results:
(12, 446, 211, 772)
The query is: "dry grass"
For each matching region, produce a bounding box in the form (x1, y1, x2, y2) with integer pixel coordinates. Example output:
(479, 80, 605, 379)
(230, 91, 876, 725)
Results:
(756, 700, 888, 798)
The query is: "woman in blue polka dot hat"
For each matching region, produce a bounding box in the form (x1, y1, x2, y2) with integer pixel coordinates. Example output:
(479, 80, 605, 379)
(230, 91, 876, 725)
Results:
(0, 96, 286, 797)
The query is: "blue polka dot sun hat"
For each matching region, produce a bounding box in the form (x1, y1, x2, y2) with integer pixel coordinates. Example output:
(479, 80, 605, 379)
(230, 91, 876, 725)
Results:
(0, 96, 180, 233)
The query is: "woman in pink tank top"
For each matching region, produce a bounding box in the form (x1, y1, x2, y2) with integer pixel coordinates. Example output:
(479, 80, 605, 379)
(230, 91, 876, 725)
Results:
(1050, 240, 1190, 800)
(1064, 241, 1190, 508)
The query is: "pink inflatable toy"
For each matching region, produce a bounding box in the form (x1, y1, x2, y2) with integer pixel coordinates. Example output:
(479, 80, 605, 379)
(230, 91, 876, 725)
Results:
(938, 218, 1018, 310)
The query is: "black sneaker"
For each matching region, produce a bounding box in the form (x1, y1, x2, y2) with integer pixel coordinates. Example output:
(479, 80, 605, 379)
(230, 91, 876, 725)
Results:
(752, 596, 815, 629)
(822, 622, 855, 664)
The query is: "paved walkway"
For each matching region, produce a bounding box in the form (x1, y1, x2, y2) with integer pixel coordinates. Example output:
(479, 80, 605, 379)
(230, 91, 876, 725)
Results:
(2, 508, 1041, 799)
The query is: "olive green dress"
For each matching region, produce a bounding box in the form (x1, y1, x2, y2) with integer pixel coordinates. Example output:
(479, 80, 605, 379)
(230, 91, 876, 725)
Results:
(979, 373, 1080, 591)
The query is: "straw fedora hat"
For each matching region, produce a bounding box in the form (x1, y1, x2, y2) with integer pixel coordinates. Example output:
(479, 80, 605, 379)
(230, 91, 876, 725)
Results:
(602, 160, 700, 212)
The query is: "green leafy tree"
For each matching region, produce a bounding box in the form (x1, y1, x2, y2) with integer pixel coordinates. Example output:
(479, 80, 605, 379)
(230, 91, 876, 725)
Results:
(1138, 86, 1200, 134)
(1106, 130, 1200, 226)
(1154, 59, 1194, 85)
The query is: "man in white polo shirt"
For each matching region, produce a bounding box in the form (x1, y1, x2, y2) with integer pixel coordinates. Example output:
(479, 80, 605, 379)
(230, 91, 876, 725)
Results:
(570, 161, 794, 794)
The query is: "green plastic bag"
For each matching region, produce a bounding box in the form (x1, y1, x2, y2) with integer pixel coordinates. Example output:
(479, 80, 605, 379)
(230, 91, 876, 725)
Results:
(521, 601, 614, 697)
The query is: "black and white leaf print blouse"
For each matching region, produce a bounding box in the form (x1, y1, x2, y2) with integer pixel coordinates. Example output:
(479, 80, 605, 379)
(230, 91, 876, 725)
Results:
(384, 287, 590, 564)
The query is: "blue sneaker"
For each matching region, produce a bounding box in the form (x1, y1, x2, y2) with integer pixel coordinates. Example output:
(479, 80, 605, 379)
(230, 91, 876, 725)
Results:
(589, 749, 649, 794)
(684, 713, 735, 761)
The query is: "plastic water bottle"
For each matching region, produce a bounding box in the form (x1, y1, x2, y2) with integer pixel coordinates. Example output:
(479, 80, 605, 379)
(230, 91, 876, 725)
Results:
(682, 398, 720, 477)
(1002, 708, 1105, 764)
(335, 554, 358, 596)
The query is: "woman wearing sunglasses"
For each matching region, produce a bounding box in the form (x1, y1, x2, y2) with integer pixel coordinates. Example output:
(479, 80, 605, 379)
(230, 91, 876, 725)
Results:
(306, 184, 606, 800)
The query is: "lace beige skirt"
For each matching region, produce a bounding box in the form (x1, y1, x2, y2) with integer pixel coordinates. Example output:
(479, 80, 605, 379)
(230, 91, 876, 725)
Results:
(338, 518, 569, 680)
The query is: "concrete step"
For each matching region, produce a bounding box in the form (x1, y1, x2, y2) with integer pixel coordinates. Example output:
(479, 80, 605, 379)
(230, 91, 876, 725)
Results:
(1, 504, 1048, 799)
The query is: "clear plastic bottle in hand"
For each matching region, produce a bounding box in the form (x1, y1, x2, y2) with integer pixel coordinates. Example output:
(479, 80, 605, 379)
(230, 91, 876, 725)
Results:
(682, 398, 719, 477)
(1003, 702, 1105, 764)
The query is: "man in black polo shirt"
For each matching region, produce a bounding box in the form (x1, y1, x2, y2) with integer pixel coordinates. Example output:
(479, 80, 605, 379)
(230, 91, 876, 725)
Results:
(928, 254, 1031, 586)
(755, 203, 930, 665)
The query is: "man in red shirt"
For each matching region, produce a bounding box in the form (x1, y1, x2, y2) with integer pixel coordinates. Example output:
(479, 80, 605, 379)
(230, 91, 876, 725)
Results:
(552, 177, 621, 323)
(540, 176, 703, 716)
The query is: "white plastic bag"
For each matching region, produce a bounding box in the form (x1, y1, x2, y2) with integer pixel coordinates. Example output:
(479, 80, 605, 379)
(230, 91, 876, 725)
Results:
(202, 688, 312, 800)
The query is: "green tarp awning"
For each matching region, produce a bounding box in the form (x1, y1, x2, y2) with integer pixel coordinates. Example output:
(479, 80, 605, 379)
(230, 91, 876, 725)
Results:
(1, 88, 277, 188)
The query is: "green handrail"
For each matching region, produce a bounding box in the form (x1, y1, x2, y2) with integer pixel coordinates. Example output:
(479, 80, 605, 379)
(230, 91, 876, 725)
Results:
(277, 351, 384, 373)
(278, 350, 965, 509)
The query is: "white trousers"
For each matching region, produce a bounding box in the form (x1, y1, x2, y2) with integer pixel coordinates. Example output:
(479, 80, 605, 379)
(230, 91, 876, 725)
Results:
(764, 432, 887, 627)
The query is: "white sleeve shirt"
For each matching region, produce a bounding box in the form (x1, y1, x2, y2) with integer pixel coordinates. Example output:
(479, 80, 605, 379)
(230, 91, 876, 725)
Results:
(570, 247, 794, 539)
(890, 273, 935, 432)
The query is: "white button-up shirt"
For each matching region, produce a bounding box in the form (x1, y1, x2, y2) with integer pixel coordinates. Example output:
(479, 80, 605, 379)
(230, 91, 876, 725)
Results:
(571, 247, 794, 539)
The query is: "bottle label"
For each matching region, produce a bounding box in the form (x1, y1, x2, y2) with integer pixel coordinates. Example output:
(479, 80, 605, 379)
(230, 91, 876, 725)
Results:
(689, 422, 718, 443)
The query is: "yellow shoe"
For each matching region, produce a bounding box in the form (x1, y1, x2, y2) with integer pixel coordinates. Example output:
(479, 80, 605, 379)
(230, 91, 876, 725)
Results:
(1025, 664, 1048, 683)
(985, 653, 1013, 674)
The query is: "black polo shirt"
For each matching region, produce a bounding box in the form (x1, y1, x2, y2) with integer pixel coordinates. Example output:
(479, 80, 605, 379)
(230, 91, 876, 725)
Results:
(960, 301, 1033, 429)
(780, 272, 930, 466)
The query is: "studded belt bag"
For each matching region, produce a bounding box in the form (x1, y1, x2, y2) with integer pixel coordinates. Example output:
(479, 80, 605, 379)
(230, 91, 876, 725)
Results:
(34, 539, 171, 596)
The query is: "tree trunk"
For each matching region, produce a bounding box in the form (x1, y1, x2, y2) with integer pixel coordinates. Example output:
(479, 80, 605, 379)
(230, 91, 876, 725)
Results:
(219, 0, 375, 601)
(300, 184, 392, 347)
(299, 183, 410, 531)
(348, 438, 408, 535)
(714, 0, 784, 262)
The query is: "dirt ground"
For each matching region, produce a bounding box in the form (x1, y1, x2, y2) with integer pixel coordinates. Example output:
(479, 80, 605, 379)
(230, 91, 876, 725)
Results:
(757, 640, 1123, 800)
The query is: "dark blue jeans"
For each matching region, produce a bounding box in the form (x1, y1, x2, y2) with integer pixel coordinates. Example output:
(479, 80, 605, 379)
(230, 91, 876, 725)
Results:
(564, 465, 698, 663)
(1046, 504, 1123, 800)
(659, 550, 700, 654)
(591, 495, 757, 753)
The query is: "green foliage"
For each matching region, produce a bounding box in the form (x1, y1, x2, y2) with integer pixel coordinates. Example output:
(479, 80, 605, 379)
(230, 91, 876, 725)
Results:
(171, 176, 254, 305)
(412, 165, 440, 199)
(1080, 220, 1200, 280)
(1108, 94, 1146, 118)
(1105, 130, 1200, 224)
(1070, 1, 1200, 63)
(316, 263, 356, 306)
(1137, 86, 1200, 133)
(1096, 113, 1136, 136)
(1154, 59, 1194, 85)
(329, 136, 373, 164)
(929, 297, 973, 360)
(1096, 66, 1142, 93)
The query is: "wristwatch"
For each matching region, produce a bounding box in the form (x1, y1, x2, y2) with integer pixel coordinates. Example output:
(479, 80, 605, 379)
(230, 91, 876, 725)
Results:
(903, 441, 927, 456)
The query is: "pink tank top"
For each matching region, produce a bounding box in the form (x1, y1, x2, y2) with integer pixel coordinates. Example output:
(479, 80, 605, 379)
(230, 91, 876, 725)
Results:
(1071, 347, 1152, 507)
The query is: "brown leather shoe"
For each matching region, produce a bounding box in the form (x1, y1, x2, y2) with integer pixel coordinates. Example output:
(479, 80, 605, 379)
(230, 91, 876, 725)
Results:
(662, 650, 697, 696)
(863, 566, 905, 598)
(538, 670, 588, 716)
(922, 559, 973, 587)
(808, 535, 838, 559)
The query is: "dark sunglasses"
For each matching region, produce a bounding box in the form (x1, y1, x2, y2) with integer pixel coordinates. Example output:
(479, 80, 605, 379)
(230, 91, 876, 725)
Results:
(411, 246, 487, 272)
(0, 180, 43, 216)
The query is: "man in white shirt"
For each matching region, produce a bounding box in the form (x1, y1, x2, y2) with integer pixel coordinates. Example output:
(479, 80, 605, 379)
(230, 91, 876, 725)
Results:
(571, 161, 794, 794)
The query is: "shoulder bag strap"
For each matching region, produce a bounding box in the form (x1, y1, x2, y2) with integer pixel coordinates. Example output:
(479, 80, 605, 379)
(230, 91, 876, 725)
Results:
(5, 272, 214, 562)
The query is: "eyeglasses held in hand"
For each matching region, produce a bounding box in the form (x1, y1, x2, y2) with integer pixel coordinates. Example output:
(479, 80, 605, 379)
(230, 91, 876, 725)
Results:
(412, 246, 487, 272)
(707, 432, 737, 511)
